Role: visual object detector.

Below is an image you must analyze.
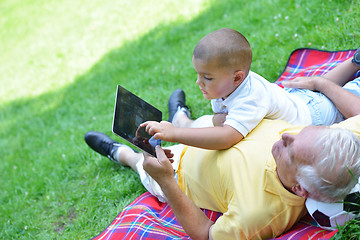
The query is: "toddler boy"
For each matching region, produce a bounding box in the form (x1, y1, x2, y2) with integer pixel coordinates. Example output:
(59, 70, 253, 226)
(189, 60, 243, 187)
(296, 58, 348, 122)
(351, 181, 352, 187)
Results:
(141, 28, 312, 150)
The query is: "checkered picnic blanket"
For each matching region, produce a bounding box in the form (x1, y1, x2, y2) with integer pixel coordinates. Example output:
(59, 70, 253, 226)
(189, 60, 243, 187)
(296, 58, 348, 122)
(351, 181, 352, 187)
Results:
(276, 48, 357, 86)
(92, 48, 356, 240)
(92, 192, 222, 240)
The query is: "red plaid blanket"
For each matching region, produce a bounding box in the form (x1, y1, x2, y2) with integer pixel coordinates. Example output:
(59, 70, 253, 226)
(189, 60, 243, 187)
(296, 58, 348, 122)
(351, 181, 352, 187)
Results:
(93, 48, 356, 240)
(276, 48, 356, 86)
(93, 192, 221, 240)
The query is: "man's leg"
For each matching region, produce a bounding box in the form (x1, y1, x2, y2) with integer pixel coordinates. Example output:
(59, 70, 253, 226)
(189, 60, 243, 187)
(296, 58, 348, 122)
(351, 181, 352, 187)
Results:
(85, 131, 142, 171)
(84, 131, 184, 202)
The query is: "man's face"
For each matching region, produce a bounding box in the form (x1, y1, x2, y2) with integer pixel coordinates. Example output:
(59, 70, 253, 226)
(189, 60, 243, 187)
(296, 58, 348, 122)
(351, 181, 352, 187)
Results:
(192, 56, 238, 100)
(272, 126, 325, 193)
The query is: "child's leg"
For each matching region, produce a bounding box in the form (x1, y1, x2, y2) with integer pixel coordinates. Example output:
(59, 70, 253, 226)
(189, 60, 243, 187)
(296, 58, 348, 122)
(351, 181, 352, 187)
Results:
(323, 57, 360, 86)
(190, 115, 214, 128)
(172, 110, 195, 128)
(173, 112, 214, 128)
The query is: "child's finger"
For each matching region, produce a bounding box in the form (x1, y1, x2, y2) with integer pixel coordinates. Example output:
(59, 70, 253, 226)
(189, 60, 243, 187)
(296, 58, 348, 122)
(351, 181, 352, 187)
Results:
(153, 133, 162, 140)
(139, 121, 149, 127)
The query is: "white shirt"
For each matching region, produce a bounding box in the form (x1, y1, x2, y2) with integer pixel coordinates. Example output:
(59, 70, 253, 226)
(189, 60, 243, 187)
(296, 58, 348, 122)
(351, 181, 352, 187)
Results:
(211, 71, 312, 137)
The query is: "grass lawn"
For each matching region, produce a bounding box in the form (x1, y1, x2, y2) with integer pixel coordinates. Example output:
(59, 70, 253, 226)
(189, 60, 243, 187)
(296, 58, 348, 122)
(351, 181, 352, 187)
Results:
(1, 0, 359, 238)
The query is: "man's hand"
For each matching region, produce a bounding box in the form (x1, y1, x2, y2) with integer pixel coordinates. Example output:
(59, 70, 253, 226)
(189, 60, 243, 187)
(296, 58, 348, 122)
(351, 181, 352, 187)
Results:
(143, 146, 175, 185)
(212, 113, 227, 126)
(284, 75, 360, 118)
(143, 146, 215, 240)
(140, 121, 178, 142)
(282, 76, 327, 91)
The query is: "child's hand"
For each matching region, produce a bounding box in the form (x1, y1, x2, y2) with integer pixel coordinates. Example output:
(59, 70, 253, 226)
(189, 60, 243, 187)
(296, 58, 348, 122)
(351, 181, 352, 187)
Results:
(212, 113, 227, 126)
(140, 121, 177, 142)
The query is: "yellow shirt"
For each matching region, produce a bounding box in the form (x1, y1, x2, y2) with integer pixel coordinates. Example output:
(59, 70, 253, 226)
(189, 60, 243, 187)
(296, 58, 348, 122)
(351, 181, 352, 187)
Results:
(177, 115, 360, 239)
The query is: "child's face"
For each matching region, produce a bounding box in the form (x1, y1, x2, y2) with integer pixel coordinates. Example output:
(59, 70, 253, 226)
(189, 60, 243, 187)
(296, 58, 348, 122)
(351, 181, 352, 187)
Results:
(192, 56, 239, 100)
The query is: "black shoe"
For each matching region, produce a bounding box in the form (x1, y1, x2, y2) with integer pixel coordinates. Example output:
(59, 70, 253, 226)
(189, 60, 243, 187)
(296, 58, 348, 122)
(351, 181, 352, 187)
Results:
(168, 89, 190, 122)
(85, 131, 122, 164)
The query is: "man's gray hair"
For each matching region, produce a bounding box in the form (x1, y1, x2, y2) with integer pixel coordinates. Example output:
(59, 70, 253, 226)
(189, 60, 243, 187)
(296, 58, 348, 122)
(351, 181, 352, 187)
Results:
(297, 127, 360, 202)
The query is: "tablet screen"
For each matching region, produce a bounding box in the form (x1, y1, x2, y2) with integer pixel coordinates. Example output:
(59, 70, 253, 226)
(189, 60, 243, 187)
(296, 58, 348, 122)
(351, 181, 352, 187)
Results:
(112, 85, 162, 157)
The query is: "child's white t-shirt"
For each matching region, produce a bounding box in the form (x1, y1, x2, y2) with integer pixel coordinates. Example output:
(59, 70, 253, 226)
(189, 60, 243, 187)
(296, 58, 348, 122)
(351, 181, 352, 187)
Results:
(211, 71, 311, 137)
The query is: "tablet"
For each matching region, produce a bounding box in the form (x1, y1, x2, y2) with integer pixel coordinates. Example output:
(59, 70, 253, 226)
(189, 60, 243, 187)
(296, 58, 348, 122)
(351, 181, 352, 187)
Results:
(112, 85, 162, 157)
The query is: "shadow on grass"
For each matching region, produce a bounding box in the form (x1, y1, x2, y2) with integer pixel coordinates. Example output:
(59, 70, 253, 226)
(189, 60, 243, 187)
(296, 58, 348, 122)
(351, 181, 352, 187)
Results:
(0, 0, 358, 238)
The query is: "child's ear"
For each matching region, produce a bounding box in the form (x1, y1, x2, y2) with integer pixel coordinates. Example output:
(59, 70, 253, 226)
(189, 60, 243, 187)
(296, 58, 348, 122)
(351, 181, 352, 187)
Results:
(234, 70, 245, 86)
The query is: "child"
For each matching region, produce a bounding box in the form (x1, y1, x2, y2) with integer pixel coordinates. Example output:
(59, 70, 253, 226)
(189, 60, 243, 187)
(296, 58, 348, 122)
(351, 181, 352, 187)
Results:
(141, 28, 312, 150)
(174, 47, 360, 130)
(141, 29, 359, 150)
(174, 48, 360, 131)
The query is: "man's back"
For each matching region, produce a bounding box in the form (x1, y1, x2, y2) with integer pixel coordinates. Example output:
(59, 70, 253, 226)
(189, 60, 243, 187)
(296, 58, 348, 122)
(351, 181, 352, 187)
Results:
(177, 119, 307, 239)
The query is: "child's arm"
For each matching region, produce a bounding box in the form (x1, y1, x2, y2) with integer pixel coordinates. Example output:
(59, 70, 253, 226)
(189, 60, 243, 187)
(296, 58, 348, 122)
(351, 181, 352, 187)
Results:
(140, 121, 244, 150)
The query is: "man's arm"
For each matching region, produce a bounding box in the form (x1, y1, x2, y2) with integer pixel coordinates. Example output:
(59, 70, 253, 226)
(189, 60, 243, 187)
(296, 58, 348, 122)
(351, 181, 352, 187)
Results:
(314, 78, 360, 118)
(143, 146, 214, 240)
(283, 76, 360, 118)
(282, 53, 360, 118)
(141, 121, 243, 150)
(322, 58, 360, 86)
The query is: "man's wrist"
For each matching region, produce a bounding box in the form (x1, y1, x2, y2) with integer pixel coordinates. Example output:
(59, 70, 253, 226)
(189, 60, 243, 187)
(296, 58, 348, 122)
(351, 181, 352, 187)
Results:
(352, 48, 360, 66)
(158, 177, 178, 193)
(314, 76, 329, 92)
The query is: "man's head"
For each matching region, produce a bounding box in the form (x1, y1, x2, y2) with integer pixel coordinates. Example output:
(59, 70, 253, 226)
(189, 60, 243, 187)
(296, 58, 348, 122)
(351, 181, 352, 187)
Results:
(272, 126, 360, 202)
(192, 28, 252, 100)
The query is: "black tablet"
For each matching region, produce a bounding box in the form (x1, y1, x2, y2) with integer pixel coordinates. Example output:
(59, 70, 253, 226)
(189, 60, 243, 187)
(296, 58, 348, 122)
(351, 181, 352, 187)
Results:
(112, 85, 162, 157)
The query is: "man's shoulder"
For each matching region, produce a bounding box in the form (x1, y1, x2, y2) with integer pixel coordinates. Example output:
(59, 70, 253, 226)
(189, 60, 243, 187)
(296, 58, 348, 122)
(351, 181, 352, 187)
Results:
(332, 115, 360, 136)
(247, 119, 296, 137)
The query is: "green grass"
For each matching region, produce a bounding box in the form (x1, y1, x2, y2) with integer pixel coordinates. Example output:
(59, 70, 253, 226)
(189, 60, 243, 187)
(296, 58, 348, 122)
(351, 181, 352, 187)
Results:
(332, 218, 360, 240)
(0, 0, 359, 238)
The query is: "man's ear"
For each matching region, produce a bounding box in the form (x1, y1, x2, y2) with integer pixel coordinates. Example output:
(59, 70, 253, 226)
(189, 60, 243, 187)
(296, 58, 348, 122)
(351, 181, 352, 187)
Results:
(234, 70, 245, 86)
(292, 184, 309, 199)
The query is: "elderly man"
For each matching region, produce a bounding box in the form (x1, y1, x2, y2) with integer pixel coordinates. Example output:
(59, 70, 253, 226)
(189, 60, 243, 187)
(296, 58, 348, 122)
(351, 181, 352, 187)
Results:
(86, 55, 360, 239)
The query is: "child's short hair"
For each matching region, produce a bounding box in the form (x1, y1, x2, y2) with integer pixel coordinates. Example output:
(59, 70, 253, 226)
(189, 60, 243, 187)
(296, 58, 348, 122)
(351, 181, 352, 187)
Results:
(193, 28, 252, 75)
